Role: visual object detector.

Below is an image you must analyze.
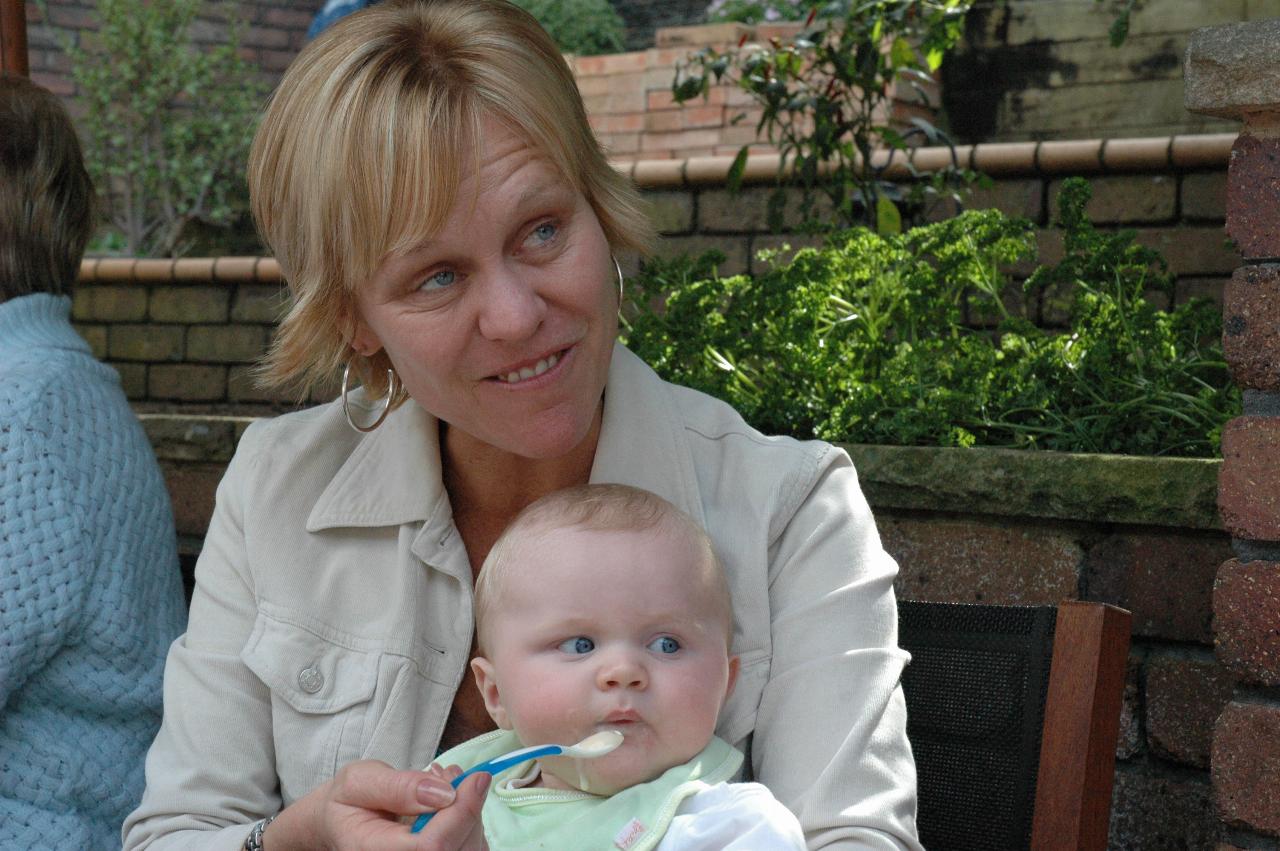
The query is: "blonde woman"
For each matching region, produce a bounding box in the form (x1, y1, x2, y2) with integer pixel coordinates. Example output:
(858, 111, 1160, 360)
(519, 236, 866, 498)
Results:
(124, 2, 921, 849)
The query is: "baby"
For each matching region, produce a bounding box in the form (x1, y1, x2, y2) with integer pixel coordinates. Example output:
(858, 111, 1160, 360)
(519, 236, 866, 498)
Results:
(436, 483, 806, 850)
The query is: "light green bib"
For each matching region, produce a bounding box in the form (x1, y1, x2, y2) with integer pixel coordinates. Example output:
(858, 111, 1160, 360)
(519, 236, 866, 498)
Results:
(435, 730, 743, 851)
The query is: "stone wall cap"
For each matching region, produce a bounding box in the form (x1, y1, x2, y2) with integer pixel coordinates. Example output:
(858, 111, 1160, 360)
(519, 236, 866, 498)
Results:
(1185, 20, 1280, 119)
(842, 443, 1222, 529)
(624, 133, 1230, 188)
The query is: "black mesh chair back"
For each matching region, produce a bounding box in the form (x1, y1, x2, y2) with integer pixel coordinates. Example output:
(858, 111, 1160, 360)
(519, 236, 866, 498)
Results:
(898, 600, 1057, 851)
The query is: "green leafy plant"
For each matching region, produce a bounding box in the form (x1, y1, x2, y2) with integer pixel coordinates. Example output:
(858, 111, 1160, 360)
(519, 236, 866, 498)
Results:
(673, 0, 978, 233)
(513, 0, 627, 55)
(44, 0, 265, 257)
(622, 178, 1238, 457)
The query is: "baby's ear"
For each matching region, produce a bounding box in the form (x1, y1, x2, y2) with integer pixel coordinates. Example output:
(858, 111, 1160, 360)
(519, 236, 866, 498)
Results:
(724, 655, 740, 703)
(470, 657, 512, 729)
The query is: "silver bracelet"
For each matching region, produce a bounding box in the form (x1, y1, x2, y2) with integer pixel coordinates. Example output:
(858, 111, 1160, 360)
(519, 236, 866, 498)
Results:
(242, 814, 278, 851)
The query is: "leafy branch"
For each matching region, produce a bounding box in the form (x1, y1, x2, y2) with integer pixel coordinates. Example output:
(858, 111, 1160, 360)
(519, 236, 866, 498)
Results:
(674, 0, 979, 233)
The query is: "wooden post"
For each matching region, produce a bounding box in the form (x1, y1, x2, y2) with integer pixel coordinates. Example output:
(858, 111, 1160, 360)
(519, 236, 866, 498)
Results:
(0, 0, 28, 77)
(1029, 601, 1132, 850)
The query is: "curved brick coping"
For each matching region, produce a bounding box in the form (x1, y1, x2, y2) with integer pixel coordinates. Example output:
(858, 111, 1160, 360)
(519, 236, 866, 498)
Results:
(841, 443, 1222, 530)
(137, 414, 1221, 530)
(78, 256, 283, 284)
(618, 132, 1235, 188)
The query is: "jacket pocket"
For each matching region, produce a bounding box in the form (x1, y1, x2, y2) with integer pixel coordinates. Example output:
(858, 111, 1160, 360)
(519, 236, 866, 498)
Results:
(241, 609, 379, 802)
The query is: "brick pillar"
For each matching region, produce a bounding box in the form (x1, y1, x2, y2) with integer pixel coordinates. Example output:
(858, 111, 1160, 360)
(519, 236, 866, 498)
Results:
(1185, 20, 1280, 849)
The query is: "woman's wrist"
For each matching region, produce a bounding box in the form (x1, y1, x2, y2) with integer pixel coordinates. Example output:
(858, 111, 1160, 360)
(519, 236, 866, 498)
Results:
(256, 798, 319, 851)
(242, 814, 277, 851)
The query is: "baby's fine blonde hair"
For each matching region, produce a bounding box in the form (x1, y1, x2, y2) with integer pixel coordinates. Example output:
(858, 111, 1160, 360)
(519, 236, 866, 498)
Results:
(474, 484, 733, 653)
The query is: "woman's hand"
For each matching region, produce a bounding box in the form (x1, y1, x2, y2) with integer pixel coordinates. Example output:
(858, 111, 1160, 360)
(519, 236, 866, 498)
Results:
(263, 759, 489, 850)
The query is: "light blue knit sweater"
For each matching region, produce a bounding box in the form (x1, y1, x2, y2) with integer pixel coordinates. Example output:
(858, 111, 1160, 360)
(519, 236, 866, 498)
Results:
(0, 293, 186, 849)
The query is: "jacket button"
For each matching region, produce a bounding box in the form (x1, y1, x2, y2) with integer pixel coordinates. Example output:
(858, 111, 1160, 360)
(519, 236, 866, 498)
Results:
(298, 666, 324, 694)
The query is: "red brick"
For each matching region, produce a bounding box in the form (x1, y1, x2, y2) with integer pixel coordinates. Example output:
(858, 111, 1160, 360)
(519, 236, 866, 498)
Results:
(1145, 655, 1236, 768)
(880, 516, 1081, 606)
(1083, 532, 1229, 644)
(1214, 559, 1280, 686)
(47, 5, 96, 29)
(261, 49, 296, 73)
(261, 8, 313, 29)
(1108, 768, 1218, 850)
(1116, 655, 1142, 760)
(590, 113, 644, 134)
(1223, 265, 1280, 392)
(1219, 418, 1280, 540)
(1212, 701, 1280, 836)
(161, 462, 226, 537)
(1227, 133, 1280, 261)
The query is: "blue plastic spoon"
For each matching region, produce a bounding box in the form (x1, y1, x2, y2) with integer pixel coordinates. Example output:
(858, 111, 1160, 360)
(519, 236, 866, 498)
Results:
(410, 729, 624, 833)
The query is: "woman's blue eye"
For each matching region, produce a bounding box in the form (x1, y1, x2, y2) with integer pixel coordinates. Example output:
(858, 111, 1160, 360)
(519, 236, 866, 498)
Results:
(558, 636, 595, 655)
(529, 222, 557, 245)
(648, 636, 680, 655)
(419, 269, 456, 291)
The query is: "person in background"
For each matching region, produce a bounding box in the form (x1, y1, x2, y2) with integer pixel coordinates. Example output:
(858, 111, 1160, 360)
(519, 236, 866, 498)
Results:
(124, 2, 920, 848)
(0, 74, 187, 849)
(308, 0, 379, 38)
(447, 482, 808, 850)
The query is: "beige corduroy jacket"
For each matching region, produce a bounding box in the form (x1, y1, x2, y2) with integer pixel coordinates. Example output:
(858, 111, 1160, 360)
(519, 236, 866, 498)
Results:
(123, 344, 921, 851)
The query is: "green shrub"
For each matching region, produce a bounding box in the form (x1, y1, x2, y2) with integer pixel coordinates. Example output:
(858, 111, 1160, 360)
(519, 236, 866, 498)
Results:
(622, 178, 1239, 457)
(675, 0, 977, 234)
(44, 0, 265, 257)
(513, 0, 627, 55)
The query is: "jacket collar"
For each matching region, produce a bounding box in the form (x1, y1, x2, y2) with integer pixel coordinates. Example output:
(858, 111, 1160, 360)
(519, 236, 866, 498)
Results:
(590, 343, 707, 529)
(306, 398, 448, 532)
(305, 343, 706, 532)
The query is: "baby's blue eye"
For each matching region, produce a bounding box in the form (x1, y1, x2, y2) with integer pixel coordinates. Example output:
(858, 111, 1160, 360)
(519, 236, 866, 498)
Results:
(419, 269, 456, 291)
(648, 636, 680, 654)
(558, 636, 595, 655)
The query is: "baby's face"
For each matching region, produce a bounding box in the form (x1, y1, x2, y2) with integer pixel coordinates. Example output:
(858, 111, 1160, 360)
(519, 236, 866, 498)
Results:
(471, 524, 737, 795)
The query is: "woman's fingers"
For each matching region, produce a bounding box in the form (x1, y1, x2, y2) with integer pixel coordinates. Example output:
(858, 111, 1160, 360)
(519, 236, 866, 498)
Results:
(415, 773, 490, 851)
(332, 760, 457, 814)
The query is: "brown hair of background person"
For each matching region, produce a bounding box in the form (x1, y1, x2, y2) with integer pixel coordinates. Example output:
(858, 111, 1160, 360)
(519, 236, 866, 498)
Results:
(0, 74, 94, 302)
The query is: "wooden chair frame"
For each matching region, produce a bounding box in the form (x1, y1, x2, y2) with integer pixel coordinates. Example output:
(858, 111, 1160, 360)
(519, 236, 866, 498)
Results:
(1028, 601, 1131, 851)
(900, 599, 1131, 851)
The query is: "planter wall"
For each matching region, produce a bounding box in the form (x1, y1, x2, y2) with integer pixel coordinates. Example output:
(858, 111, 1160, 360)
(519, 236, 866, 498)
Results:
(143, 417, 1232, 850)
(70, 134, 1235, 411)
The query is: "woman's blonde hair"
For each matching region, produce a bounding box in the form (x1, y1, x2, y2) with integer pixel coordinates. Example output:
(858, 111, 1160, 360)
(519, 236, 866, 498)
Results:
(0, 74, 94, 302)
(249, 0, 654, 401)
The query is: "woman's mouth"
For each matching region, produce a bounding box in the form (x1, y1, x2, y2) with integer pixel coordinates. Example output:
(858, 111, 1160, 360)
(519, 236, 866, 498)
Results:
(493, 348, 567, 385)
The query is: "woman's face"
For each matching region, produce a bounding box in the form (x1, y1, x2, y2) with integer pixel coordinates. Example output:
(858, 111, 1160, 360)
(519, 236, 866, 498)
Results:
(352, 118, 617, 462)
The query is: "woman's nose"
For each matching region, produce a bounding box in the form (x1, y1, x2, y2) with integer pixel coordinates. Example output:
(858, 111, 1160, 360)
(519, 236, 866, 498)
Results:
(476, 264, 546, 341)
(596, 651, 648, 691)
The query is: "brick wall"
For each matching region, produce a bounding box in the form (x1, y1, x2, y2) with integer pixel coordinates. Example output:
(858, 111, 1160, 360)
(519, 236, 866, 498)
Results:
(23, 0, 315, 99)
(1185, 19, 1280, 850)
(943, 0, 1280, 143)
(69, 137, 1235, 412)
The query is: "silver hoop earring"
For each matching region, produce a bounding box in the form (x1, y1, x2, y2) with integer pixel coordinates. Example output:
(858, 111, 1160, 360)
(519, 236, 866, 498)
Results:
(341, 362, 399, 433)
(613, 255, 624, 306)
